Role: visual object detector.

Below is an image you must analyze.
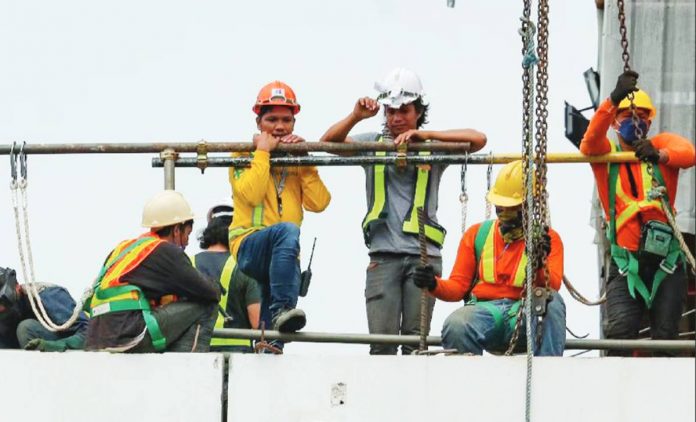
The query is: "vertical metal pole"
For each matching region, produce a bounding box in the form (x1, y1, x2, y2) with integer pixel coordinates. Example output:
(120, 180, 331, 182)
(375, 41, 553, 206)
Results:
(416, 207, 429, 353)
(161, 148, 178, 189)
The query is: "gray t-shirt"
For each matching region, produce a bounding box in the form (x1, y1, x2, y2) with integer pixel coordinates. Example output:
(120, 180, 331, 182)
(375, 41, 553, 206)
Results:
(353, 132, 448, 257)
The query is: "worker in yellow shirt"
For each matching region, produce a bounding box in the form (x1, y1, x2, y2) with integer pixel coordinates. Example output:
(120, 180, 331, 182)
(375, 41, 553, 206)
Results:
(228, 81, 331, 337)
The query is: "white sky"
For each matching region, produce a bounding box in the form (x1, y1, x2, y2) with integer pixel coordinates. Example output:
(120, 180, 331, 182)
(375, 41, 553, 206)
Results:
(0, 1, 605, 355)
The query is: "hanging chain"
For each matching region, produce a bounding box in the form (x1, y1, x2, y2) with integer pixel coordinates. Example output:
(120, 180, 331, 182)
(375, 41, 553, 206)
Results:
(459, 153, 469, 233)
(617, 0, 645, 141)
(485, 152, 493, 220)
(506, 0, 536, 357)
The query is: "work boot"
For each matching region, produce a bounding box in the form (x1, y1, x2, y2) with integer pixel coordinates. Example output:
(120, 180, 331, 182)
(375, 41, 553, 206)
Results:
(272, 308, 306, 333)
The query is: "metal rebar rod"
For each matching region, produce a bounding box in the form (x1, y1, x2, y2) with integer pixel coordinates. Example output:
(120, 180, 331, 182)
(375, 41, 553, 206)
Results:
(213, 329, 696, 352)
(0, 141, 471, 155)
(151, 152, 641, 168)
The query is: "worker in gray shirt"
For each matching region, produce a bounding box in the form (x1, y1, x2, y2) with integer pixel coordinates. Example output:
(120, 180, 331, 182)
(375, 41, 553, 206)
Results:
(321, 67, 487, 354)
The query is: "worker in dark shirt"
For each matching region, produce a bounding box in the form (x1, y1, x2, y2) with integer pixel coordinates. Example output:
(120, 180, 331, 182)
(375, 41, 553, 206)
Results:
(192, 204, 261, 353)
(84, 191, 221, 353)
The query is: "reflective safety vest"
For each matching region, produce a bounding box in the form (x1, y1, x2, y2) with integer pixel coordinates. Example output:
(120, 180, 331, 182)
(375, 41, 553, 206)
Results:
(86, 234, 168, 351)
(475, 220, 527, 288)
(191, 254, 252, 349)
(362, 137, 446, 247)
(607, 142, 682, 308)
(229, 161, 265, 243)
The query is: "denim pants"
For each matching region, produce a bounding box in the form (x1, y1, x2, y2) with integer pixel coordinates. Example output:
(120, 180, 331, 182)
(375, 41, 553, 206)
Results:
(15, 319, 82, 349)
(130, 302, 217, 353)
(442, 290, 566, 356)
(237, 222, 301, 328)
(365, 253, 441, 355)
(604, 259, 686, 356)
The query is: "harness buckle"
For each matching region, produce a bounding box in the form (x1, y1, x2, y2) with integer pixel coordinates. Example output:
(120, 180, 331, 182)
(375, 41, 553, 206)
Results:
(659, 259, 677, 275)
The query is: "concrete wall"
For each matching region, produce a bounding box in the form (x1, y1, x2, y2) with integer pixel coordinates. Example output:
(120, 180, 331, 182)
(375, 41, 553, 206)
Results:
(0, 351, 224, 422)
(2, 352, 692, 422)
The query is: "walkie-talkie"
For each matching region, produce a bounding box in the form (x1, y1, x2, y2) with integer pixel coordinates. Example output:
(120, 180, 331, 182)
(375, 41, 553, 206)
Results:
(299, 237, 317, 297)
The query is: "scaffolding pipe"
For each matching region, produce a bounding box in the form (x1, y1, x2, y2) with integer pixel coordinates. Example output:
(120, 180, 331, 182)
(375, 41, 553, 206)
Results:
(0, 141, 471, 155)
(161, 149, 177, 189)
(214, 329, 695, 352)
(152, 152, 641, 168)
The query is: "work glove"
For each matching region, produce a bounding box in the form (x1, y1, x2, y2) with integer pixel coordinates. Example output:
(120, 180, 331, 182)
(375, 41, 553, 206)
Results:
(633, 138, 660, 164)
(610, 70, 639, 105)
(413, 264, 437, 291)
(24, 338, 68, 352)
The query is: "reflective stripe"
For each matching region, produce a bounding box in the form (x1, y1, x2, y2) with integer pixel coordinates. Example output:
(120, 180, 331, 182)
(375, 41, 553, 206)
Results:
(478, 221, 527, 287)
(229, 155, 265, 243)
(191, 254, 251, 347)
(362, 137, 446, 247)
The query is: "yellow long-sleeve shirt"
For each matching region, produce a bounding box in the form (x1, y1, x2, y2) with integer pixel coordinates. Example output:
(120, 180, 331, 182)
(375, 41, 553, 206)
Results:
(228, 150, 331, 256)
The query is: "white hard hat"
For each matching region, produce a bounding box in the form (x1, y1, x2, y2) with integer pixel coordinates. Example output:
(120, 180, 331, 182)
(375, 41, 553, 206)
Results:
(207, 203, 233, 223)
(142, 190, 195, 228)
(374, 67, 425, 108)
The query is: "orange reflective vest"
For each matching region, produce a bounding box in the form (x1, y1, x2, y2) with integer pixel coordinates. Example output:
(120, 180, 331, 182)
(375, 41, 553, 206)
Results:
(477, 220, 528, 289)
(87, 233, 168, 351)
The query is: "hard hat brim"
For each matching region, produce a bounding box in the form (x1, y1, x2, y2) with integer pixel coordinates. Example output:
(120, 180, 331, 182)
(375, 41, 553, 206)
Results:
(486, 191, 524, 208)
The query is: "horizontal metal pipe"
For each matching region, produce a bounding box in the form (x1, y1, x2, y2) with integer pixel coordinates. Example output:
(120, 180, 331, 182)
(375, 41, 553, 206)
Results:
(213, 329, 695, 352)
(153, 152, 640, 168)
(0, 141, 470, 154)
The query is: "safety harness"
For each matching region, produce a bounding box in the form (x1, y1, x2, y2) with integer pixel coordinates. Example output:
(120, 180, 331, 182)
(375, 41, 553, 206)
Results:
(191, 254, 251, 348)
(86, 235, 167, 351)
(362, 136, 446, 247)
(466, 220, 523, 333)
(607, 143, 683, 308)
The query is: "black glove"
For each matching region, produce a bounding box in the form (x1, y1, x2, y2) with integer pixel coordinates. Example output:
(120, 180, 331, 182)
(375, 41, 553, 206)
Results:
(610, 70, 639, 105)
(413, 264, 437, 291)
(633, 138, 660, 163)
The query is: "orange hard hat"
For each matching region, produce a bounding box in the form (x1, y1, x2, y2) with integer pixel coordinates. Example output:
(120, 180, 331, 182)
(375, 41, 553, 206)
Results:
(253, 81, 301, 115)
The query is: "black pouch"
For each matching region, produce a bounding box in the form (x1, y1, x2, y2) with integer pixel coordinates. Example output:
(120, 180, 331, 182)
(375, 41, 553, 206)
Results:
(639, 220, 673, 259)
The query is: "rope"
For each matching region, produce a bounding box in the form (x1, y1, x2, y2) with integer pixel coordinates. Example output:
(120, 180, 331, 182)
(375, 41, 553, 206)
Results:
(649, 185, 696, 274)
(484, 152, 493, 220)
(563, 275, 607, 306)
(9, 142, 85, 333)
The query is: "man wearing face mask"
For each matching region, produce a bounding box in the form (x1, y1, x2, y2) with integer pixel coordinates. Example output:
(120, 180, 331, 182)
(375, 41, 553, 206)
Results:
(229, 81, 331, 338)
(84, 190, 221, 353)
(413, 161, 566, 356)
(580, 71, 695, 354)
(321, 68, 487, 355)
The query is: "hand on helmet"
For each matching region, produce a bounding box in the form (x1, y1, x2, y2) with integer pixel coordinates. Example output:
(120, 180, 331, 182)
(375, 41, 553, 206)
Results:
(352, 97, 380, 121)
(394, 129, 426, 146)
(254, 133, 280, 152)
(610, 70, 639, 105)
(633, 138, 660, 163)
(413, 264, 437, 291)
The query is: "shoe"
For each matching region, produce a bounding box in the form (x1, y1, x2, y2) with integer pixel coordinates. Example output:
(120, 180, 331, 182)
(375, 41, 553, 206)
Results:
(272, 308, 306, 333)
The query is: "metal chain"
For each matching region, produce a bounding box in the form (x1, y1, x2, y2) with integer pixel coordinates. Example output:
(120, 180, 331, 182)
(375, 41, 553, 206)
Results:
(416, 207, 430, 353)
(459, 153, 469, 233)
(485, 152, 493, 220)
(616, 0, 645, 141)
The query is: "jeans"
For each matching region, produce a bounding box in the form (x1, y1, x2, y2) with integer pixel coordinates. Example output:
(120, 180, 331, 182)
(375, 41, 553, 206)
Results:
(130, 302, 217, 353)
(237, 223, 301, 328)
(604, 259, 686, 356)
(365, 253, 441, 355)
(442, 290, 566, 356)
(12, 319, 83, 349)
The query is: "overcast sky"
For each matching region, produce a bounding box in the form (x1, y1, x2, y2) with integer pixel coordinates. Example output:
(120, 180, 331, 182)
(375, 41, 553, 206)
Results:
(1, 1, 608, 355)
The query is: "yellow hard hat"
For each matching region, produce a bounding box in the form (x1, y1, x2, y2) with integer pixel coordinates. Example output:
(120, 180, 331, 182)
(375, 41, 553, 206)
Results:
(142, 190, 195, 228)
(618, 89, 656, 120)
(486, 160, 531, 207)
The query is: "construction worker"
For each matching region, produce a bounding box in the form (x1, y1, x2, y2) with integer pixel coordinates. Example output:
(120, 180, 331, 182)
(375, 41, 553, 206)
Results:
(0, 266, 87, 352)
(320, 67, 487, 354)
(84, 191, 221, 353)
(192, 204, 261, 353)
(229, 81, 331, 337)
(414, 161, 566, 356)
(580, 71, 696, 354)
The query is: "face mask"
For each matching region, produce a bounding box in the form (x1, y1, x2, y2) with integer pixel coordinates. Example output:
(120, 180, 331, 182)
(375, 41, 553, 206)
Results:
(497, 209, 524, 243)
(617, 118, 649, 145)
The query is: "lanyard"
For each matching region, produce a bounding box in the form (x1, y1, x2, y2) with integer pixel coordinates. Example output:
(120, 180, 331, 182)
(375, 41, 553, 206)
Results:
(273, 168, 287, 215)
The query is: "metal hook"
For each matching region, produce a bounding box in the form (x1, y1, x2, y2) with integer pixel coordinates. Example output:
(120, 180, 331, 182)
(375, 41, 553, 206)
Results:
(10, 141, 18, 184)
(19, 141, 28, 181)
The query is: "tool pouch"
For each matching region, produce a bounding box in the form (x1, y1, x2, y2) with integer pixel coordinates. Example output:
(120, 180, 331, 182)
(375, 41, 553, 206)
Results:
(640, 220, 673, 259)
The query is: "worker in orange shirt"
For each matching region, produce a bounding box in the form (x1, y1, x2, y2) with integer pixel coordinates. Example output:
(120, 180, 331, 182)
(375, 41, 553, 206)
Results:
(414, 161, 566, 356)
(580, 71, 695, 353)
